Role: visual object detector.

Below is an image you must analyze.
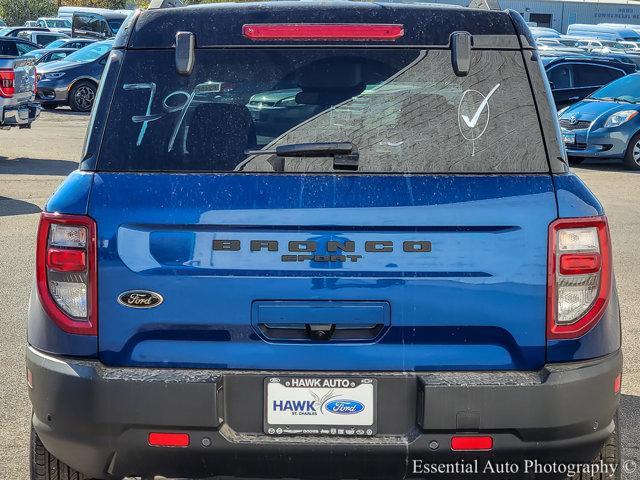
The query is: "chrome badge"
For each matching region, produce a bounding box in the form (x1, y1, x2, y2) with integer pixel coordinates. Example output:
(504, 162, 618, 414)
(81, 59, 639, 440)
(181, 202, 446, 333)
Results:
(118, 291, 163, 309)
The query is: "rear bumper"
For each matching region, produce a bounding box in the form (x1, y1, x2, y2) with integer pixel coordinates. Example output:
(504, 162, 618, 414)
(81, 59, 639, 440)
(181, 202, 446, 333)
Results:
(27, 346, 622, 479)
(0, 101, 40, 128)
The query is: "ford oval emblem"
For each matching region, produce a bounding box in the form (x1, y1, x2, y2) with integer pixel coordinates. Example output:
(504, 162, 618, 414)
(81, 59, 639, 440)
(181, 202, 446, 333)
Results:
(325, 400, 365, 415)
(118, 290, 163, 308)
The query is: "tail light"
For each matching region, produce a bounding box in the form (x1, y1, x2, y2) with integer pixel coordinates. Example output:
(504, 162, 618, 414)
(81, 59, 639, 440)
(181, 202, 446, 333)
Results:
(242, 24, 405, 41)
(547, 216, 611, 339)
(36, 213, 97, 335)
(0, 69, 15, 98)
(33, 67, 38, 94)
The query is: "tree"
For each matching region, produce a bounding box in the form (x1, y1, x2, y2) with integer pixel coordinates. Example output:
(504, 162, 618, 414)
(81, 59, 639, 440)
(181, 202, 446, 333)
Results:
(0, 0, 57, 26)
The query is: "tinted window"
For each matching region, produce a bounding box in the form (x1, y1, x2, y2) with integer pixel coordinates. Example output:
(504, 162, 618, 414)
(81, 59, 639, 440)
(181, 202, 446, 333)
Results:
(36, 34, 62, 46)
(547, 64, 572, 89)
(73, 14, 110, 37)
(16, 42, 37, 55)
(573, 64, 624, 88)
(99, 49, 548, 173)
(49, 52, 68, 61)
(0, 41, 18, 56)
(107, 19, 124, 34)
(46, 39, 66, 49)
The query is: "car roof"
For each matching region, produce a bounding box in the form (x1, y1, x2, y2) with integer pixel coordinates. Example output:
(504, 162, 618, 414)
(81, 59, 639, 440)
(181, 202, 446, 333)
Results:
(127, 1, 523, 49)
(542, 55, 634, 69)
(30, 47, 76, 54)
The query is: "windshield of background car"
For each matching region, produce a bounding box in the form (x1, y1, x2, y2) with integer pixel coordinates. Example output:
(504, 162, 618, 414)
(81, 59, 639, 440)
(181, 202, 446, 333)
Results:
(46, 19, 71, 28)
(590, 74, 640, 102)
(65, 41, 111, 62)
(46, 39, 65, 49)
(107, 19, 124, 33)
(97, 48, 550, 173)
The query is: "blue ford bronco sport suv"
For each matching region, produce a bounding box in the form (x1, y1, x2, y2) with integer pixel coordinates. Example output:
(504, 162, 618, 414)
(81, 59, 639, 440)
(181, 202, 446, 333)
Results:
(27, 1, 622, 479)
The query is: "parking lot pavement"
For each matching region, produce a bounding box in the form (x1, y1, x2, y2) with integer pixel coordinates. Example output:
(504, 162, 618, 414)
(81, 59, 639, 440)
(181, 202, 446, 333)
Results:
(0, 110, 639, 479)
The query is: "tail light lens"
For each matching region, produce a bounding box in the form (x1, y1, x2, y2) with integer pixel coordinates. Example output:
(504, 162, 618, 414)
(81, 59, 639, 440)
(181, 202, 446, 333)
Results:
(548, 216, 611, 339)
(36, 213, 97, 335)
(33, 67, 38, 94)
(0, 69, 15, 98)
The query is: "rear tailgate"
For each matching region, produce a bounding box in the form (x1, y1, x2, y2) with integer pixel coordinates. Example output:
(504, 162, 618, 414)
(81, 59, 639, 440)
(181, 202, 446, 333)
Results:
(89, 9, 557, 371)
(9, 57, 36, 103)
(91, 174, 556, 371)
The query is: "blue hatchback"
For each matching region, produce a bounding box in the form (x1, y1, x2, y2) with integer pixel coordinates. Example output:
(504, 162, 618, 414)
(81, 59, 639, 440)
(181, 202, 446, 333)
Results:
(560, 73, 640, 169)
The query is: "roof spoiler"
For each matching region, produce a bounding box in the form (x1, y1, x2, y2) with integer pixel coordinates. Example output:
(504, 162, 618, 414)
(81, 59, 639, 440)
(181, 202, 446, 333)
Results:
(148, 0, 183, 9)
(468, 0, 501, 10)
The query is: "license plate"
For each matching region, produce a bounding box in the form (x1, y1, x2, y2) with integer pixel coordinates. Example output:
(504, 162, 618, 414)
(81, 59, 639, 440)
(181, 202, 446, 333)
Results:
(264, 377, 376, 436)
(18, 105, 29, 120)
(562, 131, 576, 145)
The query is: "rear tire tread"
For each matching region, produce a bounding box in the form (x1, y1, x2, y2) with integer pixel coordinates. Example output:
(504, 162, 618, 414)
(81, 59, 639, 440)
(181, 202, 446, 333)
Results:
(31, 427, 86, 480)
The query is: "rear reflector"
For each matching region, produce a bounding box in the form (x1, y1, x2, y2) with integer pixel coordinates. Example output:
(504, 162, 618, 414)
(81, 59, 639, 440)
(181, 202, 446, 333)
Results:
(242, 24, 405, 41)
(451, 436, 493, 451)
(148, 432, 190, 447)
(559, 252, 601, 275)
(614, 373, 622, 394)
(47, 248, 87, 272)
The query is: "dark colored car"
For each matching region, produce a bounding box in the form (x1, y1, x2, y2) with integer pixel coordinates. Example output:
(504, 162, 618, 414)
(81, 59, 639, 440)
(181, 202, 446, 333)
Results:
(44, 37, 95, 50)
(27, 3, 622, 480)
(22, 48, 76, 65)
(559, 72, 640, 169)
(0, 37, 39, 57)
(36, 40, 112, 111)
(543, 56, 635, 108)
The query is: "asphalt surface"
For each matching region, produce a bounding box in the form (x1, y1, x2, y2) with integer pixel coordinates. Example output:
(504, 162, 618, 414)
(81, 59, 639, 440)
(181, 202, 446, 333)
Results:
(0, 109, 639, 479)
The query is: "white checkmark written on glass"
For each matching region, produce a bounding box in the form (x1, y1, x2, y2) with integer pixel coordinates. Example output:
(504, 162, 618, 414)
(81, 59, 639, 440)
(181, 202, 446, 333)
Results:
(461, 83, 500, 128)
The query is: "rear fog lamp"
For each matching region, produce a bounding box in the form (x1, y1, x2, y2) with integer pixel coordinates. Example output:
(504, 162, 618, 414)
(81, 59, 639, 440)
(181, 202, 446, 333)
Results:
(148, 432, 190, 447)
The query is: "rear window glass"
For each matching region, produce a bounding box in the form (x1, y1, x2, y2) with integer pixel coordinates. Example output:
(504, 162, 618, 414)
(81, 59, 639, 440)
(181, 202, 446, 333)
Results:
(97, 49, 549, 173)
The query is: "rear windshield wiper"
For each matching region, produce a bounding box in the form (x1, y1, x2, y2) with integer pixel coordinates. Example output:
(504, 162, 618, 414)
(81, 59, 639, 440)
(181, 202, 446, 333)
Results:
(246, 142, 359, 171)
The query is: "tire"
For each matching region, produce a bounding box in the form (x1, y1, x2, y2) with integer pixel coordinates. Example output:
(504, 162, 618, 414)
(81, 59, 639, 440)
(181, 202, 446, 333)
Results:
(41, 103, 58, 110)
(568, 411, 621, 480)
(568, 156, 584, 165)
(30, 425, 88, 480)
(623, 132, 640, 171)
(68, 81, 97, 112)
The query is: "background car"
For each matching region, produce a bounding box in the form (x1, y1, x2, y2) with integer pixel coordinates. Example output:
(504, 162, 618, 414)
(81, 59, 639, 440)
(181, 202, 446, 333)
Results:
(22, 48, 76, 65)
(16, 30, 68, 47)
(35, 17, 72, 35)
(45, 38, 95, 50)
(36, 39, 113, 111)
(0, 37, 39, 57)
(0, 26, 49, 37)
(543, 56, 635, 107)
(0, 19, 6, 27)
(24, 20, 38, 28)
(559, 73, 640, 170)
